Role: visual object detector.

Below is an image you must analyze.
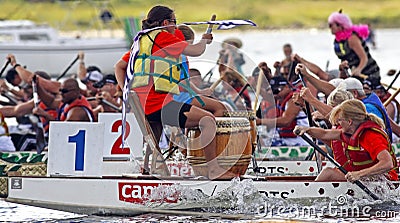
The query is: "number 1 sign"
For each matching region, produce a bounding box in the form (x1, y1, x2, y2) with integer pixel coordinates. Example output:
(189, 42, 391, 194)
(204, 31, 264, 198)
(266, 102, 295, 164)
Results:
(47, 122, 104, 177)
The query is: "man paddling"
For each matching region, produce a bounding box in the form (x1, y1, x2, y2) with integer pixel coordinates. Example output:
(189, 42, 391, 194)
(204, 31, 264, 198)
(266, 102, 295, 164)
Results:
(36, 78, 95, 122)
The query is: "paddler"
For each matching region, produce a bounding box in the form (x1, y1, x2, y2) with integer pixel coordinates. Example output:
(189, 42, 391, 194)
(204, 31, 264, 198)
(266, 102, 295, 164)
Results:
(294, 99, 398, 182)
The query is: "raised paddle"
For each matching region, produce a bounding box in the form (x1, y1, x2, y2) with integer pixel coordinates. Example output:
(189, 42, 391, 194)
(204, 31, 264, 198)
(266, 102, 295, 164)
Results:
(56, 54, 79, 81)
(296, 131, 380, 200)
(0, 58, 11, 77)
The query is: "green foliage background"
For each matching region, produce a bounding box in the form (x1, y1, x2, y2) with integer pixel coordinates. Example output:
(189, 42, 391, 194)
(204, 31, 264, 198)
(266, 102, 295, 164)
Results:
(2, 0, 400, 30)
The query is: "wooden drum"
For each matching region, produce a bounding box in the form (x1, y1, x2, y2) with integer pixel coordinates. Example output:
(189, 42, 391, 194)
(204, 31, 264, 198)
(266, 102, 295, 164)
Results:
(223, 111, 257, 148)
(187, 117, 252, 177)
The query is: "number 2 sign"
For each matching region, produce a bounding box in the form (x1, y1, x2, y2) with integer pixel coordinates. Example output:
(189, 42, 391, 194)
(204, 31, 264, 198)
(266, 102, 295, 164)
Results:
(98, 113, 143, 160)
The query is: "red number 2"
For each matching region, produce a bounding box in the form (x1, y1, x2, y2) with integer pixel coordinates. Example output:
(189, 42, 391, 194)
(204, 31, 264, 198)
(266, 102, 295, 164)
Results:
(111, 120, 130, 154)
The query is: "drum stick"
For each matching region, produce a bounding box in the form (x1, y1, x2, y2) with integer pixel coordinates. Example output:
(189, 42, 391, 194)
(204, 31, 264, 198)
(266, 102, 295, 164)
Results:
(384, 87, 400, 107)
(253, 67, 264, 113)
(206, 14, 216, 34)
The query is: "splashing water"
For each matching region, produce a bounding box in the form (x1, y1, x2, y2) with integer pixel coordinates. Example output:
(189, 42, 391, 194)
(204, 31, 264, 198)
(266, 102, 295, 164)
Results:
(140, 177, 400, 221)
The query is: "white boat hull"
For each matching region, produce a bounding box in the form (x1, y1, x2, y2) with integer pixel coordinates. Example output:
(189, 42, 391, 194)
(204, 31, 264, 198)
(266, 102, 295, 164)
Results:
(0, 42, 128, 76)
(6, 176, 385, 216)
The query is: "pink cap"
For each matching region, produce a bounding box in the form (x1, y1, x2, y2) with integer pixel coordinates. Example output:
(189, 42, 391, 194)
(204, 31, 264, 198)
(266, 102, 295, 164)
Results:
(328, 12, 353, 30)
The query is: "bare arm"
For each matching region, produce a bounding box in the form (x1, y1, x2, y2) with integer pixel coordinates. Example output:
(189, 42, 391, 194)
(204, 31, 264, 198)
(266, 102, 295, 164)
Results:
(257, 100, 301, 129)
(77, 51, 87, 80)
(294, 54, 330, 81)
(295, 63, 336, 96)
(65, 107, 91, 121)
(348, 34, 368, 76)
(294, 125, 341, 141)
(115, 59, 128, 90)
(182, 33, 212, 57)
(36, 79, 60, 109)
(346, 150, 394, 182)
(0, 99, 34, 117)
(300, 87, 333, 117)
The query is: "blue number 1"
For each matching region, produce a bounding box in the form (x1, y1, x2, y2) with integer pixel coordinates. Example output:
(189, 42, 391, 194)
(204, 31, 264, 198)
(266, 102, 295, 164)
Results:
(68, 130, 86, 171)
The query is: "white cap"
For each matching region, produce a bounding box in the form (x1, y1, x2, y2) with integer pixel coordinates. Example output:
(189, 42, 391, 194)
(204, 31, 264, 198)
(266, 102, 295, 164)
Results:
(84, 70, 103, 82)
(343, 77, 363, 91)
(328, 78, 344, 88)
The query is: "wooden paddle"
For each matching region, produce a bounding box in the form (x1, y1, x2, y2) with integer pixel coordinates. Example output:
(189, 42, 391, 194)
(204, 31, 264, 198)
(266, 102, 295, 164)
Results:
(384, 87, 400, 107)
(296, 132, 380, 200)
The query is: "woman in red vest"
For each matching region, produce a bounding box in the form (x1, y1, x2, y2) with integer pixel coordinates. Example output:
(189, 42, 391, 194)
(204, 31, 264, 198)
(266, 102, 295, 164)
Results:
(295, 99, 398, 182)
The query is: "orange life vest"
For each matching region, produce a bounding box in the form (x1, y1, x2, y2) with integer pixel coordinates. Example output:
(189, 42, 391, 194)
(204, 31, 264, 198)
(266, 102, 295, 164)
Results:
(58, 96, 94, 122)
(341, 120, 398, 180)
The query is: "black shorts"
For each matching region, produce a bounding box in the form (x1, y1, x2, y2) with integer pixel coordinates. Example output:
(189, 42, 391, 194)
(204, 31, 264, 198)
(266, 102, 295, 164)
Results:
(146, 101, 192, 129)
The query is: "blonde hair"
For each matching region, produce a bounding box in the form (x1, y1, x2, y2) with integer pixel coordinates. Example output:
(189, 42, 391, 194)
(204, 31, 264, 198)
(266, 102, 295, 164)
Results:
(329, 99, 385, 128)
(327, 89, 354, 107)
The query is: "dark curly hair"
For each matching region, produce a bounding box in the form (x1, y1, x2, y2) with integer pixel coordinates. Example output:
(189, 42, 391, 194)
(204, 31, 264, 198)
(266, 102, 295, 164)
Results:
(142, 5, 174, 29)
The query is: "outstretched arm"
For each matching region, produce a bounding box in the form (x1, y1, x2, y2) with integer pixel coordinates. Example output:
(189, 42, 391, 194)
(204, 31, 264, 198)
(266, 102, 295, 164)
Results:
(294, 54, 330, 81)
(348, 34, 368, 76)
(36, 78, 60, 109)
(295, 63, 336, 96)
(294, 125, 341, 141)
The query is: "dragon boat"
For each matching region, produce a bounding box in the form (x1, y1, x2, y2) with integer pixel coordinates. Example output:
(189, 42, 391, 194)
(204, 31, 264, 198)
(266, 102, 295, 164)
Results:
(2, 113, 398, 217)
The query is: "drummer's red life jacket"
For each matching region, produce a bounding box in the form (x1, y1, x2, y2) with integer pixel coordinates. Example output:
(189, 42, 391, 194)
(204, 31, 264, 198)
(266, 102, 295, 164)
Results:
(277, 91, 297, 138)
(58, 96, 94, 122)
(341, 120, 398, 181)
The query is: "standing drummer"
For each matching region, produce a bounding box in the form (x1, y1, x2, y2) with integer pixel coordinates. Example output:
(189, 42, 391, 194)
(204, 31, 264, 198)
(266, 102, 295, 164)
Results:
(256, 76, 308, 146)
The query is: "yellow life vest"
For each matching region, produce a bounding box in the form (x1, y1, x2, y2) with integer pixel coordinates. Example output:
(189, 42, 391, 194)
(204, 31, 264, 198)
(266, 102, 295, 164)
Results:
(132, 30, 182, 95)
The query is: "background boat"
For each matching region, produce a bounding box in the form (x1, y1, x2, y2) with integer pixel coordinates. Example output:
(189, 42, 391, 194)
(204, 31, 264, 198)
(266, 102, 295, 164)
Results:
(0, 20, 130, 76)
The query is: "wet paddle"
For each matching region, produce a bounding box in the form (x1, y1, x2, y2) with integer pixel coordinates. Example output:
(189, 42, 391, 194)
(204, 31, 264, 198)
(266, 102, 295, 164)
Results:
(296, 131, 380, 200)
(30, 75, 47, 154)
(298, 72, 322, 172)
(56, 54, 79, 81)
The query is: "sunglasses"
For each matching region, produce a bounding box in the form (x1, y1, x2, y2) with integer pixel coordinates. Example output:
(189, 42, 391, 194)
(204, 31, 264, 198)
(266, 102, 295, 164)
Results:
(168, 18, 177, 24)
(60, 88, 73, 94)
(272, 87, 283, 95)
